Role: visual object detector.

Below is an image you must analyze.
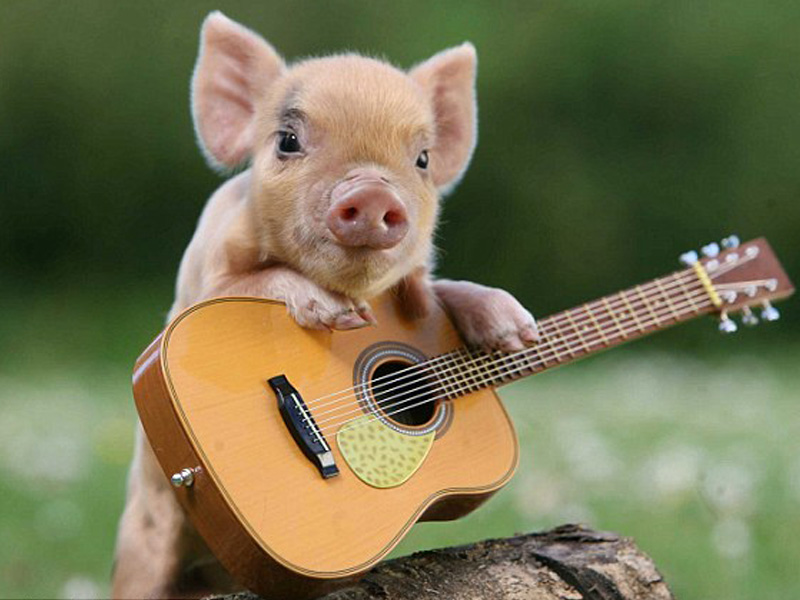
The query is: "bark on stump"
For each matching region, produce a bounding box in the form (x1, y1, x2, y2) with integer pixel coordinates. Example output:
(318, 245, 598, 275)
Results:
(213, 524, 675, 600)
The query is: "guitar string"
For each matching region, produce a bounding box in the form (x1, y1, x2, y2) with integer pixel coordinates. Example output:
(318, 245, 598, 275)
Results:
(319, 289, 714, 437)
(313, 285, 712, 435)
(308, 277, 707, 425)
(302, 248, 753, 413)
(325, 290, 715, 437)
(300, 268, 698, 411)
(301, 268, 702, 417)
(306, 276, 705, 426)
(305, 275, 706, 423)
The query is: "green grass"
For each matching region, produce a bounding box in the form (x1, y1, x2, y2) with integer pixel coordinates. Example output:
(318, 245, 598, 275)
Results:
(1, 340, 798, 599)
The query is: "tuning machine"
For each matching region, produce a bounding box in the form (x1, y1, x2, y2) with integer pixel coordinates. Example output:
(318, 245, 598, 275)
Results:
(681, 240, 723, 267)
(718, 311, 738, 334)
(760, 301, 780, 322)
(741, 306, 759, 327)
(721, 234, 740, 249)
(702, 242, 720, 258)
(681, 235, 740, 266)
(679, 250, 699, 266)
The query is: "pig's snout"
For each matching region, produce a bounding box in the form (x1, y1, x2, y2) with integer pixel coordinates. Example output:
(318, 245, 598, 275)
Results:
(327, 179, 409, 250)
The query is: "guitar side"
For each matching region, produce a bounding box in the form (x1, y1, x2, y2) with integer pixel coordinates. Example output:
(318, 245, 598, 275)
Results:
(133, 293, 520, 599)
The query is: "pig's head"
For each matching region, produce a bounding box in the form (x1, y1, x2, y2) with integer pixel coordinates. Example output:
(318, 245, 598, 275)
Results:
(191, 12, 477, 298)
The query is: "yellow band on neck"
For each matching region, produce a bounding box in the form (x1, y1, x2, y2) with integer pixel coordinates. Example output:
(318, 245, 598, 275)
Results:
(692, 262, 722, 308)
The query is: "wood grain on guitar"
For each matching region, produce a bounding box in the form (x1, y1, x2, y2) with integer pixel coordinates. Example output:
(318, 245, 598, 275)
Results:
(133, 236, 793, 600)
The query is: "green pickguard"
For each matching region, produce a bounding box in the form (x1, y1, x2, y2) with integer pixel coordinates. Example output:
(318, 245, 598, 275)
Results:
(337, 417, 434, 488)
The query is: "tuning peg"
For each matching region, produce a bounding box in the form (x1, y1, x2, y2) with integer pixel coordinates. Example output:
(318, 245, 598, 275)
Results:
(721, 235, 740, 249)
(702, 242, 720, 257)
(741, 306, 759, 327)
(719, 312, 738, 333)
(680, 250, 699, 266)
(760, 301, 780, 322)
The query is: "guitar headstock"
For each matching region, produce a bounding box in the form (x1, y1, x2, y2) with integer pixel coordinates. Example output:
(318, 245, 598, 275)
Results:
(679, 236, 795, 332)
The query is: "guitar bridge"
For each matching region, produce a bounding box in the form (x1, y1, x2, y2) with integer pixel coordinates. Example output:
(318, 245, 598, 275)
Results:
(268, 375, 339, 479)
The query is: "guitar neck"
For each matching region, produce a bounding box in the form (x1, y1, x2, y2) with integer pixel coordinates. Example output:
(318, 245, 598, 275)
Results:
(433, 267, 715, 397)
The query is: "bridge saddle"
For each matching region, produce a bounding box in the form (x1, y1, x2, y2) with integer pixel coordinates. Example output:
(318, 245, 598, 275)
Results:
(268, 375, 339, 479)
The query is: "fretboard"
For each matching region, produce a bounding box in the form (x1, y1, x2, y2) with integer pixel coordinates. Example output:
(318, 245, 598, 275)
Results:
(431, 266, 715, 398)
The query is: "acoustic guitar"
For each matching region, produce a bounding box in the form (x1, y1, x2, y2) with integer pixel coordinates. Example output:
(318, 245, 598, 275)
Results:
(134, 236, 793, 599)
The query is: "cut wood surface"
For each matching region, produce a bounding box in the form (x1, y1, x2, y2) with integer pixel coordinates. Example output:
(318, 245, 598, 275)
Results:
(211, 524, 675, 600)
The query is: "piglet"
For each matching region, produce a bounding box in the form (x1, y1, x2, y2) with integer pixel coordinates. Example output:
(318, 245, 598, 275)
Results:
(112, 12, 537, 599)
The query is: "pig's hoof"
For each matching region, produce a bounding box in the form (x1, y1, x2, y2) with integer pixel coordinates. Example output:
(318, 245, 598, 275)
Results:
(449, 287, 538, 353)
(286, 287, 375, 331)
(473, 321, 539, 353)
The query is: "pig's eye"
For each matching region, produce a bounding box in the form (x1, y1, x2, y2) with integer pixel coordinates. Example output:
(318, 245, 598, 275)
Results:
(277, 131, 302, 155)
(416, 150, 429, 170)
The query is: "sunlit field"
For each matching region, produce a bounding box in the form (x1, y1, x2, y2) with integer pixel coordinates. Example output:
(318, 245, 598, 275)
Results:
(1, 299, 797, 599)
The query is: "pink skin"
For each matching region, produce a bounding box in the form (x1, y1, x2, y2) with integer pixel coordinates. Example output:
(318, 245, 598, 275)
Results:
(326, 168, 409, 250)
(216, 263, 539, 345)
(218, 265, 378, 330)
(433, 280, 539, 352)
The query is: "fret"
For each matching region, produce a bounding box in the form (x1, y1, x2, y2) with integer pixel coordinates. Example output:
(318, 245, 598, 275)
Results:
(498, 353, 513, 383)
(525, 342, 547, 372)
(521, 346, 538, 375)
(635, 284, 661, 327)
(672, 271, 699, 313)
(577, 308, 601, 348)
(584, 302, 610, 345)
(449, 351, 467, 397)
(507, 348, 530, 378)
(450, 350, 471, 393)
(654, 276, 681, 321)
(618, 289, 646, 332)
(541, 320, 568, 363)
(476, 351, 497, 386)
(470, 350, 492, 389)
(601, 296, 628, 340)
(497, 352, 515, 381)
(483, 351, 502, 382)
(464, 350, 483, 388)
(525, 344, 541, 372)
(436, 354, 459, 400)
(462, 350, 483, 392)
(558, 310, 581, 358)
(494, 352, 509, 385)
(564, 309, 592, 354)
(476, 351, 495, 384)
(449, 351, 468, 396)
(455, 355, 471, 392)
(534, 320, 559, 366)
(512, 350, 530, 376)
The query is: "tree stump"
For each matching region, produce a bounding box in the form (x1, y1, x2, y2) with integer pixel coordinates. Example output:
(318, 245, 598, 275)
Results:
(212, 524, 675, 600)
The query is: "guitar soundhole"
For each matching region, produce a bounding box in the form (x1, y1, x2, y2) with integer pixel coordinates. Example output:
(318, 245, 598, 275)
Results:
(371, 360, 438, 427)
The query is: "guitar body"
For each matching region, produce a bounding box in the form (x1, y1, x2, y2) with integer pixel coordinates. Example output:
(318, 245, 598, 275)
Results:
(134, 293, 519, 599)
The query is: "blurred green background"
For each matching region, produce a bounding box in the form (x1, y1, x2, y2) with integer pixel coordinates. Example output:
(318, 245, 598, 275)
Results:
(1, 1, 798, 598)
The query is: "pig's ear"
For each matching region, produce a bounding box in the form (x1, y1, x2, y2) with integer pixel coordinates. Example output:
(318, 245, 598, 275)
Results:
(410, 43, 478, 192)
(191, 11, 285, 171)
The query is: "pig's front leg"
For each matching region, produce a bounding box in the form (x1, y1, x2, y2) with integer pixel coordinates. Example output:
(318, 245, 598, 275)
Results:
(214, 266, 376, 330)
(433, 279, 538, 352)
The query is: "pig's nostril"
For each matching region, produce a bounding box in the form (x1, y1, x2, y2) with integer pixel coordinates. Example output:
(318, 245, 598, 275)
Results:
(383, 210, 404, 227)
(327, 184, 408, 249)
